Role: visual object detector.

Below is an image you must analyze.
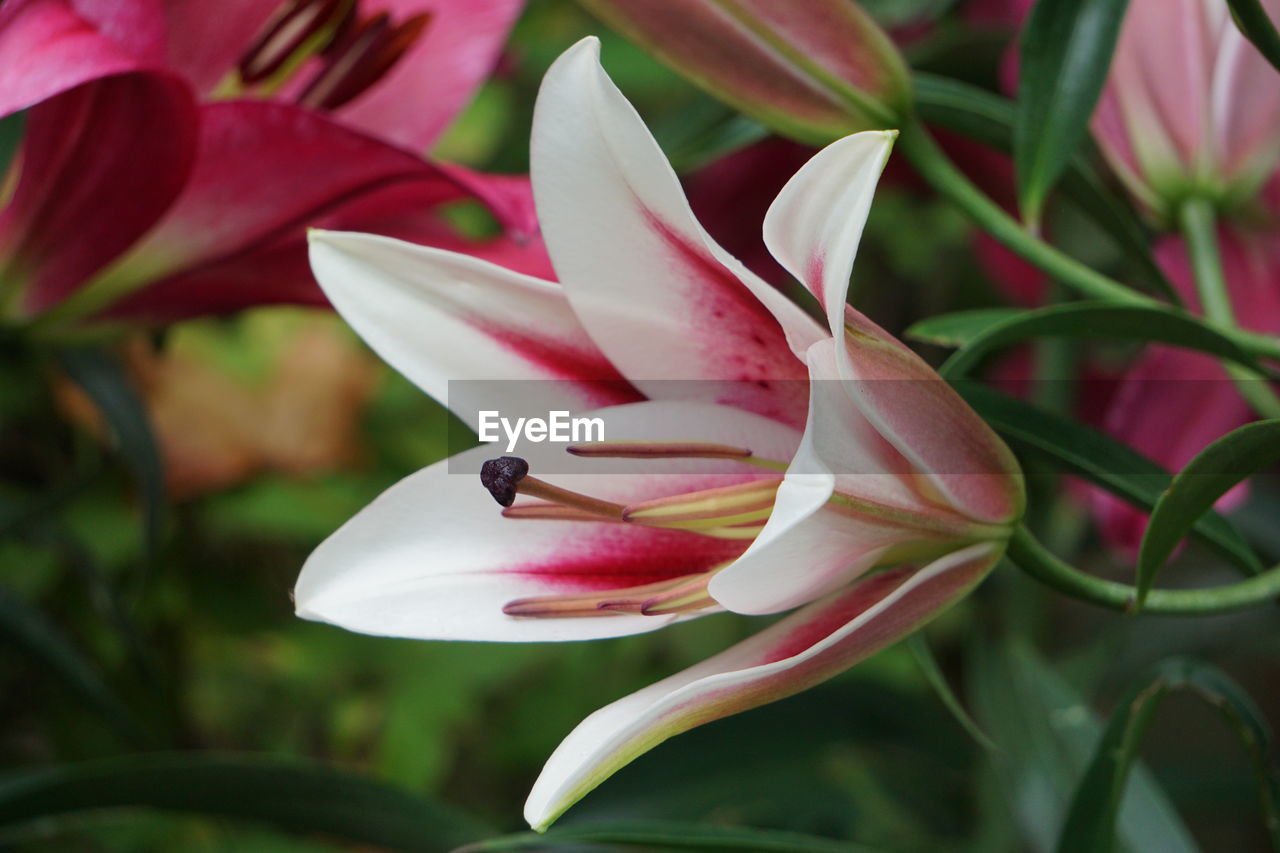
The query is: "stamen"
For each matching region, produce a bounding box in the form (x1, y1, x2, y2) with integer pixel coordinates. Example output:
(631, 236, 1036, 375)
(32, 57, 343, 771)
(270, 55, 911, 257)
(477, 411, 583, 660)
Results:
(480, 457, 625, 519)
(239, 0, 347, 84)
(598, 574, 715, 615)
(504, 573, 714, 619)
(623, 480, 780, 523)
(567, 440, 754, 460)
(501, 503, 621, 523)
(297, 10, 431, 110)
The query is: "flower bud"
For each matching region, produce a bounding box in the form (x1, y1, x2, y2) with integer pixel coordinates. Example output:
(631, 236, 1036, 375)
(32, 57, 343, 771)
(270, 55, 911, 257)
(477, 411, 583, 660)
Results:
(579, 0, 912, 144)
(1093, 0, 1280, 217)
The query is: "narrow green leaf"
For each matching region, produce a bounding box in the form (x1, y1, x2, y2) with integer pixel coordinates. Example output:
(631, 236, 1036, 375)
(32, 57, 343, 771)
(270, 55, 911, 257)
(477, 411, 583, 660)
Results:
(0, 587, 148, 744)
(457, 820, 877, 852)
(1227, 0, 1280, 72)
(906, 308, 1022, 347)
(1137, 420, 1280, 606)
(0, 112, 23, 179)
(936, 302, 1269, 379)
(913, 73, 1174, 300)
(906, 633, 998, 753)
(956, 384, 1264, 576)
(1015, 0, 1130, 224)
(652, 99, 770, 173)
(0, 754, 492, 853)
(969, 640, 1200, 853)
(1058, 658, 1280, 853)
(58, 347, 165, 567)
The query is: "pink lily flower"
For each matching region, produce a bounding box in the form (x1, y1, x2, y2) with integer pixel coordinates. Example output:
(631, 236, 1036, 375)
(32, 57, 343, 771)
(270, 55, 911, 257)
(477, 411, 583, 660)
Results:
(1090, 227, 1280, 552)
(295, 39, 1024, 828)
(1093, 0, 1280, 217)
(0, 0, 535, 329)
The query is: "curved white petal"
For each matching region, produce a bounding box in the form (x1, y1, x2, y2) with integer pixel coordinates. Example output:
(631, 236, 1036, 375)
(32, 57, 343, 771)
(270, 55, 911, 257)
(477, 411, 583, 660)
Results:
(525, 542, 1001, 830)
(763, 129, 896, 336)
(530, 37, 824, 428)
(295, 400, 799, 642)
(308, 229, 639, 430)
(709, 338, 966, 614)
(763, 136, 1024, 524)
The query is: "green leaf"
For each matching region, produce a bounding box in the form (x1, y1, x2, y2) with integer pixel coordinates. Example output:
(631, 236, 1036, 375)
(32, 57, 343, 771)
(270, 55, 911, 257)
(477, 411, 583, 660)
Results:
(0, 587, 148, 744)
(58, 347, 165, 568)
(1226, 0, 1280, 72)
(1015, 0, 1130, 225)
(956, 384, 1264, 576)
(458, 820, 878, 852)
(1058, 658, 1280, 853)
(651, 98, 770, 173)
(906, 633, 998, 753)
(0, 112, 23, 179)
(0, 754, 492, 853)
(906, 308, 1022, 347)
(1137, 420, 1280, 606)
(969, 640, 1199, 853)
(934, 302, 1269, 379)
(913, 73, 1174, 301)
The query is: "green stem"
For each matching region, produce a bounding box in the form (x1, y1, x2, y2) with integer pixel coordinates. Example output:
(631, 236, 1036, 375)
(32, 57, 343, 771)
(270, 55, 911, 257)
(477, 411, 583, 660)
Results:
(898, 118, 1147, 305)
(1178, 197, 1280, 419)
(1007, 526, 1280, 615)
(897, 118, 1280, 364)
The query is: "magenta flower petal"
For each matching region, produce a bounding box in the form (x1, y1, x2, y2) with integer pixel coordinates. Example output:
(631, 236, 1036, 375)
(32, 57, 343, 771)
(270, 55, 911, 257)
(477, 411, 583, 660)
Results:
(58, 99, 472, 321)
(0, 74, 197, 315)
(331, 0, 524, 151)
(0, 0, 163, 117)
(159, 0, 280, 94)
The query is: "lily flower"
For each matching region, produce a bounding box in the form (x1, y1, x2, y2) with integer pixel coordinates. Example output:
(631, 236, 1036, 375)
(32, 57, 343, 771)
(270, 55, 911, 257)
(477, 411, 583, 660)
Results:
(1093, 0, 1280, 217)
(296, 38, 1024, 829)
(0, 0, 535, 331)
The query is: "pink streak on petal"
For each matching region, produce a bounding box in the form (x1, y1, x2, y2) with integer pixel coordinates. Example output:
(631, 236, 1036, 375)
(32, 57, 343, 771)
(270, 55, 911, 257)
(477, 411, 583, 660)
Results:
(525, 542, 998, 828)
(640, 207, 810, 429)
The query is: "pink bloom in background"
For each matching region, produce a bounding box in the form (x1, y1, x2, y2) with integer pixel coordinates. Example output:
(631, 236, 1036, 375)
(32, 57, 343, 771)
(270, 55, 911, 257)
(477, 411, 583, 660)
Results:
(0, 0, 539, 329)
(296, 40, 1024, 828)
(1092, 229, 1280, 552)
(1094, 0, 1280, 216)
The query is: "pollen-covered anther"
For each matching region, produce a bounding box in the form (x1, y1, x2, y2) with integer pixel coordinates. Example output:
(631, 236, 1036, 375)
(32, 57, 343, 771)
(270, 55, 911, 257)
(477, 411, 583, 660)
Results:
(479, 457, 624, 518)
(566, 440, 754, 460)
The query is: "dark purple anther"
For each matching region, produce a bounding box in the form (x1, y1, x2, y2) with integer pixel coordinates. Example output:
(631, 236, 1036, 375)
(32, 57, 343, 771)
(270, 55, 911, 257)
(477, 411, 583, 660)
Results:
(480, 456, 530, 507)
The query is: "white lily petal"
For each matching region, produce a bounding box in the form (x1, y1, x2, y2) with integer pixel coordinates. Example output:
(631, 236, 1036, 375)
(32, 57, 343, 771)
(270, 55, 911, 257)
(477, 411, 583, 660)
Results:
(530, 37, 825, 428)
(763, 135, 1024, 524)
(709, 338, 962, 615)
(526, 541, 1001, 830)
(763, 129, 896, 337)
(295, 400, 799, 642)
(308, 229, 639, 430)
